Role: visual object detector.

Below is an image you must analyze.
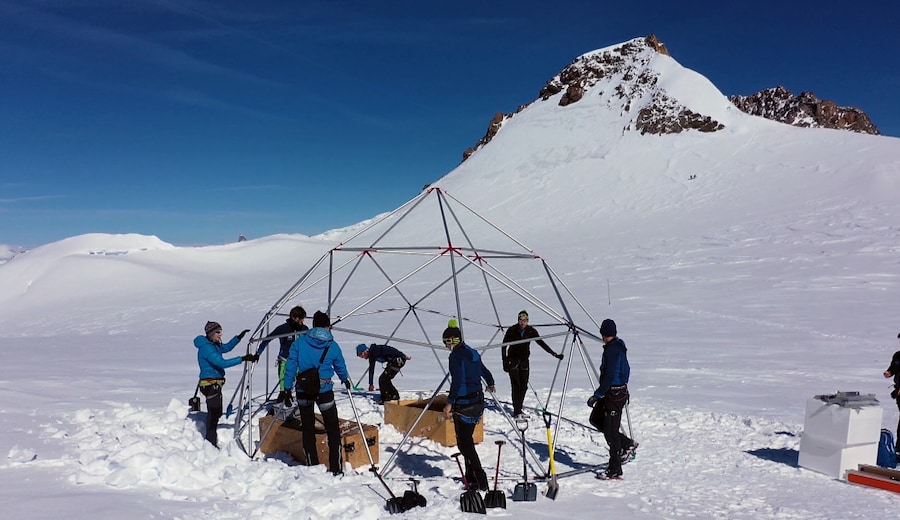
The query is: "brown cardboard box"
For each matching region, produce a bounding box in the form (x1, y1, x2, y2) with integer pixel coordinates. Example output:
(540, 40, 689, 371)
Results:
(257, 414, 379, 469)
(384, 394, 483, 447)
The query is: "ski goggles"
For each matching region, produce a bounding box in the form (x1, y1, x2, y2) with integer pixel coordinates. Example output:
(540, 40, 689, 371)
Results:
(442, 337, 461, 346)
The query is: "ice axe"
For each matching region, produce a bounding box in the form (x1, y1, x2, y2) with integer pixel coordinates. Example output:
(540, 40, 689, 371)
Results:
(451, 452, 487, 514)
(484, 440, 507, 508)
(542, 411, 559, 500)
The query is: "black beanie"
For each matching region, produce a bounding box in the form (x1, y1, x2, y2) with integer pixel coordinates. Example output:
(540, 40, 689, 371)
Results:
(312, 311, 330, 328)
(442, 318, 461, 342)
(599, 319, 617, 337)
(205, 321, 222, 336)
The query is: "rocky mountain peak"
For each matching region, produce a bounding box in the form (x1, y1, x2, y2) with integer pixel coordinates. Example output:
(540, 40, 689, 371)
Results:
(729, 87, 879, 134)
(462, 35, 880, 163)
(462, 34, 724, 162)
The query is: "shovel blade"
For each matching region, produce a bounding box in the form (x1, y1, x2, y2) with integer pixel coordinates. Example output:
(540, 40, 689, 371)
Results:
(386, 497, 404, 514)
(544, 479, 559, 500)
(512, 482, 537, 502)
(484, 489, 507, 509)
(400, 490, 427, 510)
(459, 489, 486, 514)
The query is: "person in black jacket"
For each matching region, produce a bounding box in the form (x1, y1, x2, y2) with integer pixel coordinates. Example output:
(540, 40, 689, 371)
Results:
(882, 332, 900, 451)
(587, 319, 637, 480)
(501, 310, 563, 417)
(356, 343, 411, 403)
(256, 305, 308, 406)
(441, 319, 496, 491)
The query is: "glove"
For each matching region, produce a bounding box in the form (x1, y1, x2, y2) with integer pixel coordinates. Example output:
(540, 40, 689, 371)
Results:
(587, 395, 598, 408)
(555, 353, 564, 360)
(283, 392, 292, 407)
(241, 353, 259, 363)
(343, 379, 352, 390)
(237, 329, 251, 340)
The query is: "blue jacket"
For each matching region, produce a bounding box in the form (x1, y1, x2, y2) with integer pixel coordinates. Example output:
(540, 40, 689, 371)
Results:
(365, 344, 407, 385)
(448, 342, 495, 406)
(256, 319, 308, 360)
(283, 327, 349, 394)
(593, 337, 630, 398)
(195, 334, 243, 379)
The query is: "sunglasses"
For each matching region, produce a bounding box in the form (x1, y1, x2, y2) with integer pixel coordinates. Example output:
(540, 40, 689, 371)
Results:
(442, 337, 461, 345)
(213, 330, 222, 335)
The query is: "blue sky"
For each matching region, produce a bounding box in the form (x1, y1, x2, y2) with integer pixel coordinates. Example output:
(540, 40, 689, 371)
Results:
(1, 0, 897, 248)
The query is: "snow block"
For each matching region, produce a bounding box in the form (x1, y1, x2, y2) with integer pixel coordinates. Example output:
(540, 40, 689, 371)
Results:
(384, 394, 483, 447)
(802, 396, 882, 446)
(799, 432, 878, 479)
(799, 393, 882, 479)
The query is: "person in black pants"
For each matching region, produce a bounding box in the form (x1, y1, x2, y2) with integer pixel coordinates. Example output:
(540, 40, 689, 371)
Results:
(283, 311, 351, 475)
(587, 319, 637, 480)
(356, 343, 412, 403)
(256, 305, 308, 406)
(883, 332, 900, 451)
(194, 320, 256, 448)
(502, 310, 563, 417)
(441, 320, 496, 491)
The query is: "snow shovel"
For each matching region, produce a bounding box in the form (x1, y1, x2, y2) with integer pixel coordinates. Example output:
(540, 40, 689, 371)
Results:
(188, 383, 201, 413)
(484, 440, 507, 508)
(542, 411, 559, 500)
(370, 466, 405, 514)
(511, 415, 537, 502)
(452, 452, 486, 514)
(399, 478, 427, 511)
(344, 383, 411, 515)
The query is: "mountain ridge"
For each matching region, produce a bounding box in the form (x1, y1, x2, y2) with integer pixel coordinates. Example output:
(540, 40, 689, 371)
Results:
(463, 34, 879, 161)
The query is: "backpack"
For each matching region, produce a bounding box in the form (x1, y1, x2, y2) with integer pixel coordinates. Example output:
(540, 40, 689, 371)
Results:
(296, 346, 329, 396)
(876, 428, 897, 468)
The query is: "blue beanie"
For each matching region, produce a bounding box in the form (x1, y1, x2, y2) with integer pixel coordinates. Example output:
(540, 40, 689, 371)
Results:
(356, 344, 368, 356)
(599, 319, 617, 337)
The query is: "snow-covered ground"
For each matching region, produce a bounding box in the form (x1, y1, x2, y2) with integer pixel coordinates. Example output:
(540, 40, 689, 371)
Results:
(2, 38, 900, 519)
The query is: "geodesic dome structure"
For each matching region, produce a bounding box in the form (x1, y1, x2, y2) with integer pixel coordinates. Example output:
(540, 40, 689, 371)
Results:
(232, 187, 611, 470)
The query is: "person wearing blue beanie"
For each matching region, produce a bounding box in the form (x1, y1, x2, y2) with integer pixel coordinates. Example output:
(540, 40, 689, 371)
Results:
(356, 343, 411, 403)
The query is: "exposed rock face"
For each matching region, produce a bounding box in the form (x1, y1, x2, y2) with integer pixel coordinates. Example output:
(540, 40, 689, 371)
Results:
(634, 93, 724, 135)
(729, 87, 879, 135)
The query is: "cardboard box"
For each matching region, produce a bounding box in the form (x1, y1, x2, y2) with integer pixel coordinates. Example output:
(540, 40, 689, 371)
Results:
(798, 432, 877, 480)
(257, 413, 378, 469)
(384, 394, 483, 447)
(803, 397, 882, 446)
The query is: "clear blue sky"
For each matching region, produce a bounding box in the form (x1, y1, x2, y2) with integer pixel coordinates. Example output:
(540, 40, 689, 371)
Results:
(1, 0, 897, 248)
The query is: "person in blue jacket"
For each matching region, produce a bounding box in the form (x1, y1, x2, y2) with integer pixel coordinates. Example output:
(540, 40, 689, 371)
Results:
(587, 319, 637, 480)
(256, 305, 308, 406)
(440, 319, 496, 491)
(356, 343, 412, 403)
(194, 320, 256, 448)
(283, 310, 351, 475)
